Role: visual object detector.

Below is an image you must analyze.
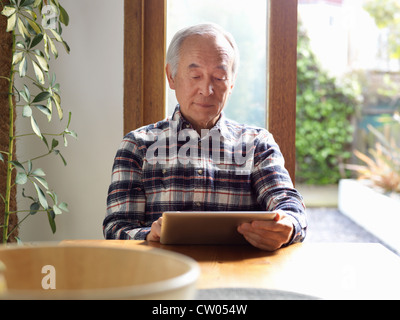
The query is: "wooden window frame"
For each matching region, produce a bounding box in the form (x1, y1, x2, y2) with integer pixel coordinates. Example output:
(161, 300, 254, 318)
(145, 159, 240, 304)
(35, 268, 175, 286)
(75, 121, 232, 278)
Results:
(124, 0, 298, 182)
(123, 0, 167, 133)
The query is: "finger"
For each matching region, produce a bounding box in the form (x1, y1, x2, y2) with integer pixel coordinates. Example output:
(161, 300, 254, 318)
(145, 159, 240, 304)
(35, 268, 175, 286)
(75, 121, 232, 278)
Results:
(237, 222, 251, 234)
(239, 220, 293, 248)
(252, 216, 292, 233)
(154, 217, 163, 236)
(147, 217, 163, 242)
(241, 232, 281, 251)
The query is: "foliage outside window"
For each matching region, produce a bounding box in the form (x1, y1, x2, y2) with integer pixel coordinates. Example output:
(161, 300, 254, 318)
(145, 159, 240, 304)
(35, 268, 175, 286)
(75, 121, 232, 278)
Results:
(296, 22, 359, 185)
(345, 0, 400, 195)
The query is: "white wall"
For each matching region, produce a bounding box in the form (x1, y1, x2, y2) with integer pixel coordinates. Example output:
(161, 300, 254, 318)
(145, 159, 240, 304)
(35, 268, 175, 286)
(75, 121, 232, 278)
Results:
(17, 0, 124, 241)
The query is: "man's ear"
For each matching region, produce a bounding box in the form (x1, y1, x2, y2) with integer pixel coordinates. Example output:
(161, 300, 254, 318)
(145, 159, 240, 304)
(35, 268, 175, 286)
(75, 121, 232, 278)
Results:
(166, 64, 175, 90)
(228, 77, 235, 95)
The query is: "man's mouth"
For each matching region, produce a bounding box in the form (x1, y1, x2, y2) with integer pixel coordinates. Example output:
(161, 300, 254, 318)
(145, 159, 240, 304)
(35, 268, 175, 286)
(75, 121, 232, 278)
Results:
(194, 102, 214, 108)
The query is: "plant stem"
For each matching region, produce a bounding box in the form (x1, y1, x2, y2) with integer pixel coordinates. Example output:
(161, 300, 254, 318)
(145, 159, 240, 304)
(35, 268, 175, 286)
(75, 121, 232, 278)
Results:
(3, 31, 16, 244)
(7, 212, 30, 239)
(22, 151, 51, 163)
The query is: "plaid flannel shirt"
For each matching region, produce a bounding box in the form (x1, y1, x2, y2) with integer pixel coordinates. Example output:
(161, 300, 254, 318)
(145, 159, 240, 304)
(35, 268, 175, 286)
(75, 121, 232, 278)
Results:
(104, 105, 307, 243)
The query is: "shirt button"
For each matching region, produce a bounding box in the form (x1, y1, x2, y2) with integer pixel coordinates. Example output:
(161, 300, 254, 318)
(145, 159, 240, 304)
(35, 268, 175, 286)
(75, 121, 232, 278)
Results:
(162, 169, 167, 175)
(197, 169, 203, 175)
(195, 202, 202, 207)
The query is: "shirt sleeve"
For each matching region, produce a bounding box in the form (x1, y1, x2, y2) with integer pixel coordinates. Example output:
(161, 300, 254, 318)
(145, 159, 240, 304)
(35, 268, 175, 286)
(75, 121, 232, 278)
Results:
(103, 134, 150, 240)
(251, 131, 307, 245)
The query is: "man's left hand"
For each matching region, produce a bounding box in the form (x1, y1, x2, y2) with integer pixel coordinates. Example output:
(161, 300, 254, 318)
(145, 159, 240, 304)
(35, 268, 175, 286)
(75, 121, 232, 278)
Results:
(237, 211, 294, 251)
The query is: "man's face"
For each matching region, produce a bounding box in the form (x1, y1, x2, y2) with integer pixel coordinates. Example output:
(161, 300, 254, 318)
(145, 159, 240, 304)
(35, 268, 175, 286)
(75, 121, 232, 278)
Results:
(166, 34, 235, 132)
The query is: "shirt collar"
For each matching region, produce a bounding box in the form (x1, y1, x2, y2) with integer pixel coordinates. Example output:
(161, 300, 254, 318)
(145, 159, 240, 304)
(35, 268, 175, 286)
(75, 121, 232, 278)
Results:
(170, 104, 234, 140)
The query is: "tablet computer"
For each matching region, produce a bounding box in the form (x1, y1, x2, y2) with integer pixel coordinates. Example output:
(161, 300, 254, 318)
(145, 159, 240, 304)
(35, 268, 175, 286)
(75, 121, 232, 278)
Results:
(160, 211, 277, 245)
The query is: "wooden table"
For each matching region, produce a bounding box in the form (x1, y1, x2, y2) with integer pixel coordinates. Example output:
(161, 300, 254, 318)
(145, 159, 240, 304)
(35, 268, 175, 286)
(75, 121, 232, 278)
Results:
(62, 240, 400, 300)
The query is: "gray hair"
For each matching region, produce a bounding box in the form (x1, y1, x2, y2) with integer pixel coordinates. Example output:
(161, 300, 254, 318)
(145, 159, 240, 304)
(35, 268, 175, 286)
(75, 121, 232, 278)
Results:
(166, 23, 240, 79)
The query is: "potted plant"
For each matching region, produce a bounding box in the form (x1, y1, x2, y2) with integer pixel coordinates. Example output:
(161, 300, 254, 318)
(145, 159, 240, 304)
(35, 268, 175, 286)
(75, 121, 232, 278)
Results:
(339, 112, 400, 253)
(0, 0, 75, 243)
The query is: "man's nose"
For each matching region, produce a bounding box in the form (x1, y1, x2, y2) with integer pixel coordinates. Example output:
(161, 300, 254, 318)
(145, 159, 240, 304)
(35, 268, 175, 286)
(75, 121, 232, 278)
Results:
(199, 78, 214, 96)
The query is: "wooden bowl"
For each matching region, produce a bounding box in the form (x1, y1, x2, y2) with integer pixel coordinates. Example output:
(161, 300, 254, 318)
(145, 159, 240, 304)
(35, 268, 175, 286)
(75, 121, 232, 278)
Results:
(0, 244, 199, 300)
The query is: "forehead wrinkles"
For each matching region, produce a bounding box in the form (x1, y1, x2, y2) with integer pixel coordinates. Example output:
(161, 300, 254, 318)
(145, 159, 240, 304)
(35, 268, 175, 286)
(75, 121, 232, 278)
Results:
(180, 35, 234, 71)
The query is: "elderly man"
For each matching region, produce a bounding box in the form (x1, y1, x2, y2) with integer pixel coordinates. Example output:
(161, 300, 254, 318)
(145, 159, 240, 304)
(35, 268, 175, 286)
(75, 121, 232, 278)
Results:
(104, 23, 307, 251)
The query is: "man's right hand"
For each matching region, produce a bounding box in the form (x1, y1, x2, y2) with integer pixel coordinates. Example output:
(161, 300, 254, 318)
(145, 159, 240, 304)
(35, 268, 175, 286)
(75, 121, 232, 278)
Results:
(146, 217, 163, 242)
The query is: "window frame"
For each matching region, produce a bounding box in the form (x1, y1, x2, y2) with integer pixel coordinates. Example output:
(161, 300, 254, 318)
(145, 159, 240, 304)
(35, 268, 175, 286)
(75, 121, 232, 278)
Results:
(123, 0, 298, 182)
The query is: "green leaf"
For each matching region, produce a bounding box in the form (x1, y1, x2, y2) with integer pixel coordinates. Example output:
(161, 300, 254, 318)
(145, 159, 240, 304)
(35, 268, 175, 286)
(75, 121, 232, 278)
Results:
(46, 99, 53, 121)
(47, 209, 56, 233)
(22, 105, 32, 117)
(16, 41, 26, 49)
(26, 17, 41, 34)
(35, 104, 51, 117)
(24, 8, 38, 20)
(0, 153, 3, 162)
(52, 92, 63, 119)
(41, 135, 49, 150)
(49, 28, 63, 42)
(10, 160, 25, 171)
(19, 87, 29, 103)
(34, 176, 49, 190)
(58, 4, 69, 26)
(48, 34, 58, 58)
(30, 115, 42, 138)
(12, 51, 24, 65)
(51, 138, 59, 150)
(16, 172, 28, 185)
(23, 84, 31, 101)
(32, 91, 51, 103)
(64, 129, 77, 139)
(1, 6, 17, 18)
(50, 73, 56, 87)
(53, 204, 62, 215)
(30, 202, 40, 215)
(46, 190, 58, 204)
(62, 40, 70, 54)
(31, 168, 45, 177)
(17, 17, 30, 39)
(30, 33, 44, 48)
(55, 150, 67, 166)
(20, 0, 36, 7)
(43, 33, 50, 59)
(32, 60, 45, 84)
(58, 202, 68, 212)
(6, 13, 17, 32)
(33, 182, 48, 209)
(19, 56, 28, 77)
(35, 53, 49, 72)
